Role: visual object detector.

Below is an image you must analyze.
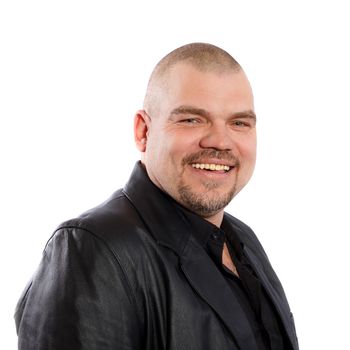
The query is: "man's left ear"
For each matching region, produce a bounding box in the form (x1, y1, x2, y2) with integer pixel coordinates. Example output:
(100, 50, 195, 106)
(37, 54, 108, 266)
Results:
(134, 110, 149, 152)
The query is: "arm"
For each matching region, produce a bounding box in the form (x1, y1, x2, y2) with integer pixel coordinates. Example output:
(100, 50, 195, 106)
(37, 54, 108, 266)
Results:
(15, 226, 143, 350)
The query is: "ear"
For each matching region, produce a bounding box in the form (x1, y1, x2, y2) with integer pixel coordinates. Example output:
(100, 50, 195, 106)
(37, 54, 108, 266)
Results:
(134, 110, 150, 152)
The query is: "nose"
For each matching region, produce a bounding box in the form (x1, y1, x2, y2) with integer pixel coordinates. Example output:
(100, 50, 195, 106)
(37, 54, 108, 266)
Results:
(199, 122, 233, 151)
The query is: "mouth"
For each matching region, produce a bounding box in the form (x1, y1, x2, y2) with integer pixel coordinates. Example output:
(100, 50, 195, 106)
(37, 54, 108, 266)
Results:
(191, 163, 233, 172)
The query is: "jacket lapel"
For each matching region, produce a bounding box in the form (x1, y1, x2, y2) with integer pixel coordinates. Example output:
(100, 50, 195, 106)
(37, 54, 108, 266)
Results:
(180, 234, 257, 349)
(123, 163, 258, 347)
(243, 246, 298, 349)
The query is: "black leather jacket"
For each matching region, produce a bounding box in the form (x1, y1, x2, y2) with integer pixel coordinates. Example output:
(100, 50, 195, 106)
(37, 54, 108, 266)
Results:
(15, 162, 298, 349)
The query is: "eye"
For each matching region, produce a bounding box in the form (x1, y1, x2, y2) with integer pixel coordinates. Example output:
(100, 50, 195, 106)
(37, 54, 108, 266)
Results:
(231, 120, 251, 128)
(178, 117, 201, 124)
(233, 120, 247, 126)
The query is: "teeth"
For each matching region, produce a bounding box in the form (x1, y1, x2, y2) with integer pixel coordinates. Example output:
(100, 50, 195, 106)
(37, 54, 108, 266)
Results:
(191, 163, 230, 171)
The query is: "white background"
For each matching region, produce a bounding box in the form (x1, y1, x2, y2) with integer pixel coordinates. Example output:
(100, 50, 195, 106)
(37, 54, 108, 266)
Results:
(1, 1, 349, 349)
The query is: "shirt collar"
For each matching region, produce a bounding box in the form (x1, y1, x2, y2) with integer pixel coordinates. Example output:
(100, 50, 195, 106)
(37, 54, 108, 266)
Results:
(172, 201, 222, 247)
(123, 161, 244, 254)
(171, 200, 246, 254)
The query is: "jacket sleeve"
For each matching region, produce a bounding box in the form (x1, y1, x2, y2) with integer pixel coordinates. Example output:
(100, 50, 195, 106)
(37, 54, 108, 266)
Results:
(15, 226, 143, 350)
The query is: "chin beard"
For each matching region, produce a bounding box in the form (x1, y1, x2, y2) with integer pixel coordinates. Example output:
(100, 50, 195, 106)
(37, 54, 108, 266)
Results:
(178, 181, 236, 217)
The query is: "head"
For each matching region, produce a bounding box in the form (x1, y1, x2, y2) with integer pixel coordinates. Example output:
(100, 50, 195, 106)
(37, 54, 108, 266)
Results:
(134, 43, 257, 226)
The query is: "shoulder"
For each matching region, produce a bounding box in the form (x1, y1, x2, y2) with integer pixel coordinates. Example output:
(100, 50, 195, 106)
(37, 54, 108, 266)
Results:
(37, 188, 154, 314)
(55, 189, 147, 245)
(58, 189, 137, 231)
(48, 188, 157, 271)
(15, 191, 145, 345)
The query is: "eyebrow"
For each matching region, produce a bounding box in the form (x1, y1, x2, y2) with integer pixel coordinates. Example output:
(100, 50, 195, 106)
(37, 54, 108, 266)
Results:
(169, 106, 211, 118)
(232, 110, 257, 122)
(169, 105, 257, 122)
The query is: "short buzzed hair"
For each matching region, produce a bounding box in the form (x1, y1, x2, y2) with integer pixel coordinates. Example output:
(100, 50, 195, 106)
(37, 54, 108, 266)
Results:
(143, 42, 242, 116)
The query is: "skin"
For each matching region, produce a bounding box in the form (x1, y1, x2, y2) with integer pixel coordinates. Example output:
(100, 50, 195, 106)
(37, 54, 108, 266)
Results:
(135, 62, 257, 228)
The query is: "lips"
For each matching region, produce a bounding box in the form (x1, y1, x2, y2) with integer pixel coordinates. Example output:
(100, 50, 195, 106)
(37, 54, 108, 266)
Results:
(191, 163, 231, 171)
(183, 150, 238, 173)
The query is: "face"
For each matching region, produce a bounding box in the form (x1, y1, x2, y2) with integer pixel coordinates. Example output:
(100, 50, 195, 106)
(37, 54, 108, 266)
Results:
(137, 63, 256, 225)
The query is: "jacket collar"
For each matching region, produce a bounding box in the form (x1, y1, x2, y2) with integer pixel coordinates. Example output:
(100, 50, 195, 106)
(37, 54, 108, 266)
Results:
(123, 162, 296, 349)
(123, 162, 191, 256)
(123, 162, 258, 348)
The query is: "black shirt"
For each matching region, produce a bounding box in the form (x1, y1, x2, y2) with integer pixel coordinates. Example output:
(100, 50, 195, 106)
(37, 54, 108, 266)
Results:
(175, 203, 292, 350)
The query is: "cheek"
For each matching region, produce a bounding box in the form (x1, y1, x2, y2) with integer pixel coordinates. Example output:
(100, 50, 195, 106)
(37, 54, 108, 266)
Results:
(238, 137, 256, 155)
(236, 138, 257, 167)
(163, 132, 198, 160)
(147, 136, 182, 171)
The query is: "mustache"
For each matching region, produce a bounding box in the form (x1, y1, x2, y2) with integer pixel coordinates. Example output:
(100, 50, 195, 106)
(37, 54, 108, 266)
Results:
(182, 150, 240, 167)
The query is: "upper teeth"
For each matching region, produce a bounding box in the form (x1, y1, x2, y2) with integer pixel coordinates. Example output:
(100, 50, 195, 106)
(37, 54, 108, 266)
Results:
(191, 163, 230, 171)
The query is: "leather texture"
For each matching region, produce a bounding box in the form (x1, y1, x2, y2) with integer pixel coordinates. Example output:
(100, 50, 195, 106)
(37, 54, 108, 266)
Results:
(15, 162, 298, 349)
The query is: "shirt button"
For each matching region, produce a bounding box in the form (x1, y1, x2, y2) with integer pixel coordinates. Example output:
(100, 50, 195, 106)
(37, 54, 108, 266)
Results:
(211, 231, 221, 240)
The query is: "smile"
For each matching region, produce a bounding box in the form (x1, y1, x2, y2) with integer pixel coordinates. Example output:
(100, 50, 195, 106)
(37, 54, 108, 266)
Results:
(191, 163, 231, 171)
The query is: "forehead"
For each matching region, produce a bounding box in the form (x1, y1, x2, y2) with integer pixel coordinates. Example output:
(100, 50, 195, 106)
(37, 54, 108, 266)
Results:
(159, 63, 254, 116)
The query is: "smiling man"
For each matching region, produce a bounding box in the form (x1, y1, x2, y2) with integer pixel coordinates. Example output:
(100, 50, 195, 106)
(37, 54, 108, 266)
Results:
(16, 43, 298, 350)
(137, 58, 257, 227)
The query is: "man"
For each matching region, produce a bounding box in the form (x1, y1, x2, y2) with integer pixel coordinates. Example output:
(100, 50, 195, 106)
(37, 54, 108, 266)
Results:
(15, 43, 298, 349)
